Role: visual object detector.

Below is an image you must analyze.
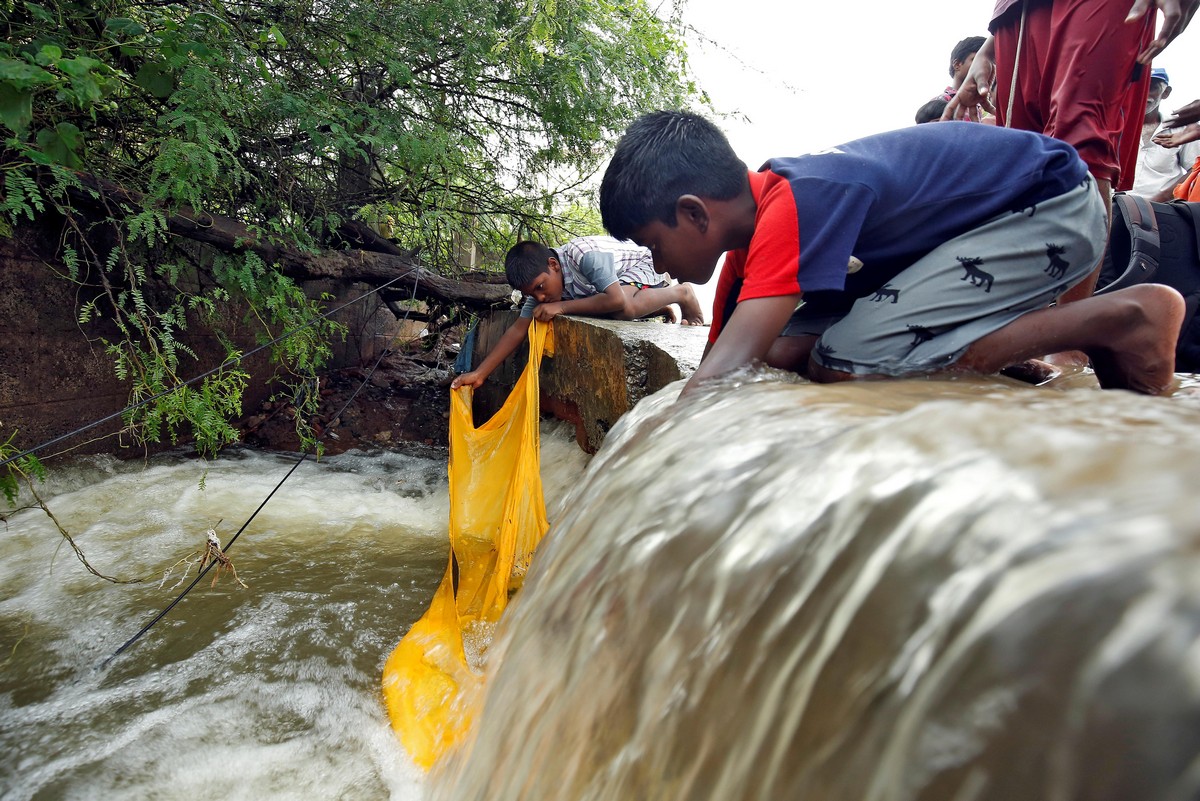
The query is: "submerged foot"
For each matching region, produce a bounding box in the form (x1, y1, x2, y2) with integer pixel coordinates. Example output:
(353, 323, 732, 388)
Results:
(1000, 358, 1061, 386)
(1089, 284, 1185, 395)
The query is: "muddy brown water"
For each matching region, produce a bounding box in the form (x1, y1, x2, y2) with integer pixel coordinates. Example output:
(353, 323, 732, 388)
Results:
(4, 369, 1200, 800)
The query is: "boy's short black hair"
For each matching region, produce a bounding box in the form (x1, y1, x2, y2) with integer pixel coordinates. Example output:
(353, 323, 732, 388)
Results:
(915, 97, 949, 124)
(600, 110, 747, 241)
(949, 36, 986, 76)
(504, 240, 554, 290)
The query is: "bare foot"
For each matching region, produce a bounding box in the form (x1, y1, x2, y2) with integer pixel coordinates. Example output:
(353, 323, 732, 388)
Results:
(1000, 358, 1060, 385)
(677, 283, 706, 326)
(1087, 285, 1185, 395)
(1041, 350, 1090, 369)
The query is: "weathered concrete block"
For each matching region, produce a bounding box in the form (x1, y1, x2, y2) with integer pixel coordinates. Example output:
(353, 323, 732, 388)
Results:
(471, 312, 707, 452)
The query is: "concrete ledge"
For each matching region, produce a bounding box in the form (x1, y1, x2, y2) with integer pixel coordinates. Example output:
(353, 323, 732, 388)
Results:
(471, 312, 708, 452)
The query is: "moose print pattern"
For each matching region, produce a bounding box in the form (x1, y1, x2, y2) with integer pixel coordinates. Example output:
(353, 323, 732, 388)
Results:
(957, 256, 994, 292)
(814, 343, 857, 373)
(1044, 243, 1069, 279)
(907, 324, 935, 346)
(870, 285, 901, 304)
(810, 177, 1100, 378)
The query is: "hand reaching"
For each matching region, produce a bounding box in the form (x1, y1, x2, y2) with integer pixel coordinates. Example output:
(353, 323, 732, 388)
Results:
(450, 370, 484, 390)
(1153, 122, 1200, 148)
(1127, 0, 1200, 63)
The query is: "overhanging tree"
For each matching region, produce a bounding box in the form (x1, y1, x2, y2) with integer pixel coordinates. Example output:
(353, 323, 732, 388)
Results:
(0, 0, 699, 455)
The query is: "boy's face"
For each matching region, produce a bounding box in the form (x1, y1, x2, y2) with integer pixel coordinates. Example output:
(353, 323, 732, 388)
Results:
(631, 219, 724, 285)
(951, 53, 976, 83)
(520, 258, 564, 303)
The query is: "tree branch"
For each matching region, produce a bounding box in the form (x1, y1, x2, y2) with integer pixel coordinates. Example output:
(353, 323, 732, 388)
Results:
(66, 171, 512, 310)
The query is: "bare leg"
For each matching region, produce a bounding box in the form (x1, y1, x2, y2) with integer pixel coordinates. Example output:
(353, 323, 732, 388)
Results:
(617, 283, 705, 324)
(809, 284, 1184, 395)
(765, 335, 818, 374)
(958, 284, 1182, 394)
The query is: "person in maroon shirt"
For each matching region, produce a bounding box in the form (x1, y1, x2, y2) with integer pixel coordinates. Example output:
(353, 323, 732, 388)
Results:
(945, 0, 1196, 380)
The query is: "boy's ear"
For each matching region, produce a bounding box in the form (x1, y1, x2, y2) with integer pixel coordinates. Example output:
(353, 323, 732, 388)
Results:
(547, 256, 561, 273)
(676, 195, 710, 234)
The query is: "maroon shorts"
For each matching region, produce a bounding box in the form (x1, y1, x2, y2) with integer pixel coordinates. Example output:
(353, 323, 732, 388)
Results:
(992, 0, 1155, 190)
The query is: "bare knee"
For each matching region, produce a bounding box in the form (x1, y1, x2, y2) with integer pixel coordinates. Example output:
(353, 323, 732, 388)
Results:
(766, 335, 818, 374)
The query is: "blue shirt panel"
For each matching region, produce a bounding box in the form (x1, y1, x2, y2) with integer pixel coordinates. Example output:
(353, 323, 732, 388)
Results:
(762, 122, 1088, 294)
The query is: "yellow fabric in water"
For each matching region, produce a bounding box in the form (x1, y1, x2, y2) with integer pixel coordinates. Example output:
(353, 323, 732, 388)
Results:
(382, 320, 553, 770)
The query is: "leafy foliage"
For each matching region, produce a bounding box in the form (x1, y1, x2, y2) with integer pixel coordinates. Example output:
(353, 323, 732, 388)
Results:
(0, 0, 697, 455)
(0, 428, 43, 508)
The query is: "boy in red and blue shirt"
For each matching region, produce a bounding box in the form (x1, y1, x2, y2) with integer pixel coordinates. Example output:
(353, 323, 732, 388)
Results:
(599, 111, 1183, 397)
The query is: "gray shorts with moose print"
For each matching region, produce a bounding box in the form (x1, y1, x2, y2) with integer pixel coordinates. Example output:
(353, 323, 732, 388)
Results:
(789, 176, 1106, 377)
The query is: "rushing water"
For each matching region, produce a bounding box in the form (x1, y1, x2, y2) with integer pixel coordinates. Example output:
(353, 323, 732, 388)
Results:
(0, 429, 588, 800)
(430, 370, 1200, 801)
(6, 371, 1200, 801)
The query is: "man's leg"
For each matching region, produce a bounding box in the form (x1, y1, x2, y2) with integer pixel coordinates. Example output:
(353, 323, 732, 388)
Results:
(808, 283, 1183, 394)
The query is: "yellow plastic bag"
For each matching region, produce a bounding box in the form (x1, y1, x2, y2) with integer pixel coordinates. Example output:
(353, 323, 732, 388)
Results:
(383, 320, 553, 769)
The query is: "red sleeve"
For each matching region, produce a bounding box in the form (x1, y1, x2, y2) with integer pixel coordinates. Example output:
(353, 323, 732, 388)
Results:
(709, 170, 805, 343)
(737, 172, 803, 303)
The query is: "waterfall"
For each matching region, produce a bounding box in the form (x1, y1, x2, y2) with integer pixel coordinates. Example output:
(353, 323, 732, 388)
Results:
(430, 370, 1200, 801)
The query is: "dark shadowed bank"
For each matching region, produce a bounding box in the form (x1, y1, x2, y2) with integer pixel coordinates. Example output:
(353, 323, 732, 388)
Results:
(238, 345, 458, 458)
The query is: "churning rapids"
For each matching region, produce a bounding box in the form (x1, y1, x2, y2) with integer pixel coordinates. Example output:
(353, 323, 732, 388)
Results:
(5, 368, 1200, 800)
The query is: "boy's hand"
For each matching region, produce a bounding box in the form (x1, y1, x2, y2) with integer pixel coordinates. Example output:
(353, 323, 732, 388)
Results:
(450, 370, 485, 389)
(533, 302, 565, 322)
(682, 294, 800, 396)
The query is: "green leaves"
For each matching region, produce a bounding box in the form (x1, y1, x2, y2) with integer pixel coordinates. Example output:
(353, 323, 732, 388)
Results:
(2, 0, 697, 459)
(0, 56, 54, 132)
(134, 62, 175, 98)
(0, 82, 34, 133)
(104, 17, 148, 39)
(34, 122, 82, 167)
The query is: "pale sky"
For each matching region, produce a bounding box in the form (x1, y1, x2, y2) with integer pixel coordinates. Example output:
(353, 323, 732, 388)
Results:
(681, 0, 1200, 165)
(674, 0, 1200, 317)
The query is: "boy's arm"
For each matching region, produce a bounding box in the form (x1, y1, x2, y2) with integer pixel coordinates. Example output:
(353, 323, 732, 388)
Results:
(532, 283, 625, 321)
(450, 315, 532, 389)
(680, 294, 800, 397)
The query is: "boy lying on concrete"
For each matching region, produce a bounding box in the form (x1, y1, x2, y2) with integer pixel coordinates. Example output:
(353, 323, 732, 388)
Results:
(598, 111, 1183, 398)
(450, 235, 704, 390)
